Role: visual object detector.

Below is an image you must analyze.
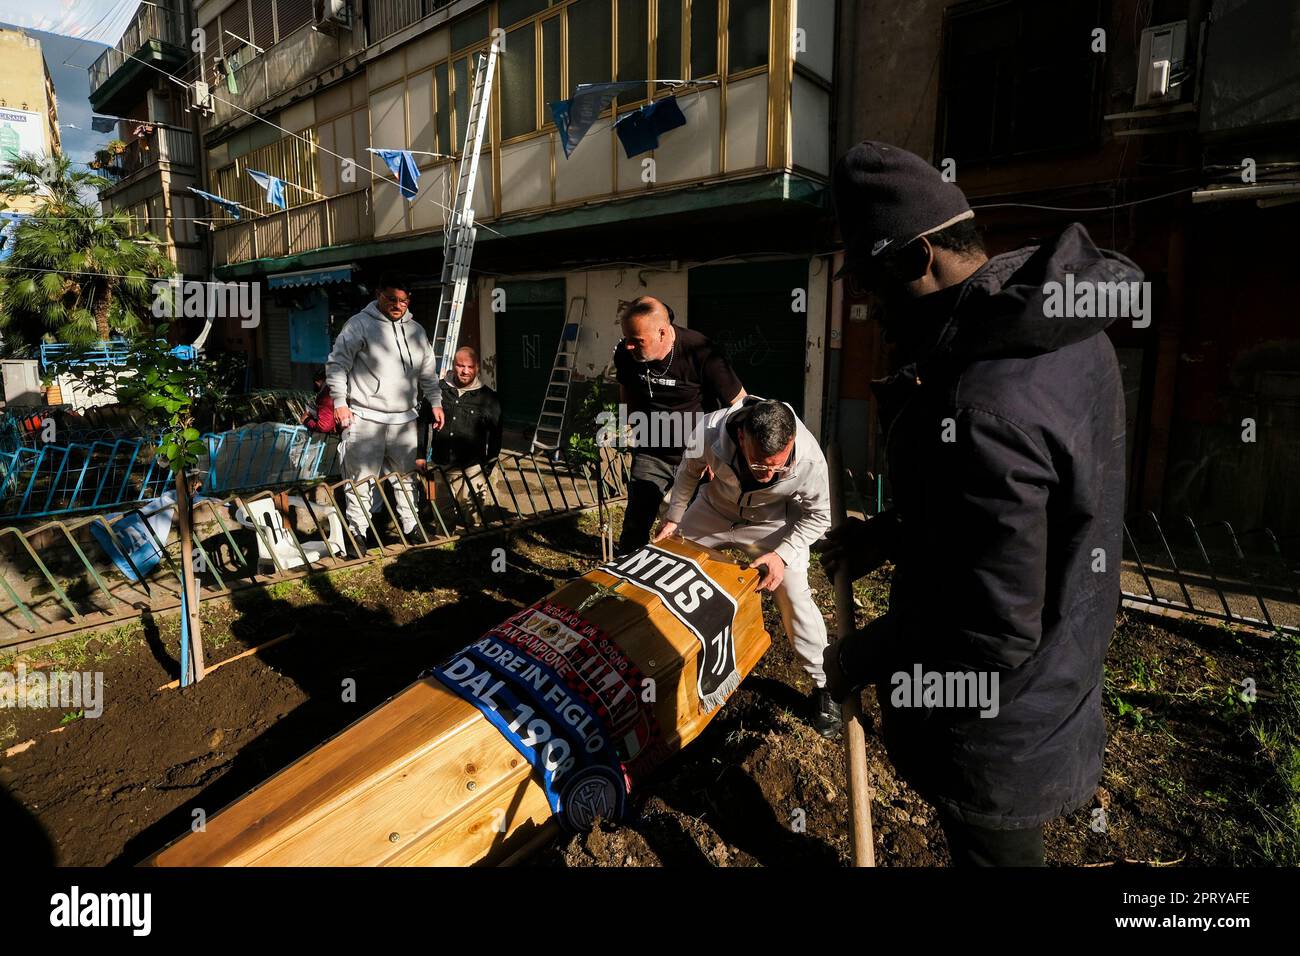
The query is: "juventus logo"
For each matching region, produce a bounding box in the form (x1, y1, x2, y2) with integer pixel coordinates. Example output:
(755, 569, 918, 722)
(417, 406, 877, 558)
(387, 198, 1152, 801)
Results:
(709, 626, 733, 676)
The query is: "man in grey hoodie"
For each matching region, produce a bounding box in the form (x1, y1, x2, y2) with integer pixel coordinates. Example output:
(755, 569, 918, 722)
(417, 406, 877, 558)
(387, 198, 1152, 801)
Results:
(653, 397, 838, 736)
(326, 273, 445, 542)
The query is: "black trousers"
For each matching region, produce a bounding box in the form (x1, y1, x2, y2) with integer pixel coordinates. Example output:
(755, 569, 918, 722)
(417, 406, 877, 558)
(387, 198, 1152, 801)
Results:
(617, 453, 678, 555)
(939, 812, 1046, 867)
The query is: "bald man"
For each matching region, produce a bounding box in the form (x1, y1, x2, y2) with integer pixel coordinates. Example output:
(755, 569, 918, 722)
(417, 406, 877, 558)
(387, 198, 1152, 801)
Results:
(420, 346, 503, 530)
(612, 295, 745, 555)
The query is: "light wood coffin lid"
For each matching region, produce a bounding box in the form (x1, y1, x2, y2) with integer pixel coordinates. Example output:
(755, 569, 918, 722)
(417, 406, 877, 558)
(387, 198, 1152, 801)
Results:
(148, 537, 770, 867)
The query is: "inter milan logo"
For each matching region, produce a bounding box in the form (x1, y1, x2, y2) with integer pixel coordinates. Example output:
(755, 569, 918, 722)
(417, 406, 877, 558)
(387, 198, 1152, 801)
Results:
(560, 766, 625, 833)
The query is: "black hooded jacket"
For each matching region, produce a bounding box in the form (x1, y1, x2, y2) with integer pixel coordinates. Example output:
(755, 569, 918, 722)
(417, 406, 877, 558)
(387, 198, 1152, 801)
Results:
(860, 223, 1134, 829)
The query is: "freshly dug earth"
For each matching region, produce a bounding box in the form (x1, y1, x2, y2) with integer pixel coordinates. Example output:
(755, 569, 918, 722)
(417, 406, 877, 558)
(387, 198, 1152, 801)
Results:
(1, 510, 1295, 867)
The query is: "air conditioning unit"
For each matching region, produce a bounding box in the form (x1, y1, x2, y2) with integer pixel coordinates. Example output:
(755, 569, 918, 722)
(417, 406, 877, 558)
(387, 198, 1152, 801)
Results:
(1135, 20, 1188, 107)
(191, 79, 213, 113)
(313, 0, 351, 28)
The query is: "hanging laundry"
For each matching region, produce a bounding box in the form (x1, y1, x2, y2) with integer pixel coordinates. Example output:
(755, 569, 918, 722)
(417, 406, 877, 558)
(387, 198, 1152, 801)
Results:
(246, 169, 286, 209)
(188, 186, 243, 219)
(550, 81, 646, 158)
(370, 148, 421, 199)
(614, 96, 688, 158)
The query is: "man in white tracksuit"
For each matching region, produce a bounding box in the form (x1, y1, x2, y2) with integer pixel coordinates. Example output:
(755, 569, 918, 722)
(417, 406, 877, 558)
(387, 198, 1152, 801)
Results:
(653, 397, 840, 736)
(326, 273, 445, 544)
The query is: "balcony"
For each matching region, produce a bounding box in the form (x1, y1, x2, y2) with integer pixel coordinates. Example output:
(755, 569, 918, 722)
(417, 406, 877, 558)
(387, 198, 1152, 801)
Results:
(210, 24, 343, 129)
(89, 3, 188, 116)
(212, 188, 374, 267)
(97, 125, 197, 190)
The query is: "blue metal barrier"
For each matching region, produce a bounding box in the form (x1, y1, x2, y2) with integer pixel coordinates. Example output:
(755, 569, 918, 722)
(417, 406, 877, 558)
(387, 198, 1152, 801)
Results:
(0, 423, 340, 521)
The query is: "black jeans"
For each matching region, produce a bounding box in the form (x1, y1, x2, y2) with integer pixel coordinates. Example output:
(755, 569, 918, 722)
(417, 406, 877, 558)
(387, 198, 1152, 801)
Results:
(617, 453, 678, 555)
(939, 812, 1046, 867)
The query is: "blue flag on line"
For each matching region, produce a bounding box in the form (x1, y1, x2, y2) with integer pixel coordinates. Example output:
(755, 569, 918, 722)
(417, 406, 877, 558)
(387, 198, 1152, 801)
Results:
(188, 187, 242, 219)
(370, 149, 421, 200)
(614, 96, 688, 158)
(91, 115, 118, 133)
(549, 81, 647, 158)
(246, 168, 287, 209)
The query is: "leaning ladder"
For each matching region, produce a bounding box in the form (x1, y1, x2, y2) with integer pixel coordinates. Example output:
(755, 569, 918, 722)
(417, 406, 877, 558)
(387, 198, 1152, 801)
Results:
(430, 39, 499, 379)
(530, 296, 587, 457)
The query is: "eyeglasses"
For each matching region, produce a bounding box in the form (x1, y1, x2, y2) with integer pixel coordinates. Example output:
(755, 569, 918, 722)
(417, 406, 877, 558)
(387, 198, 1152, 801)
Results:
(748, 461, 793, 478)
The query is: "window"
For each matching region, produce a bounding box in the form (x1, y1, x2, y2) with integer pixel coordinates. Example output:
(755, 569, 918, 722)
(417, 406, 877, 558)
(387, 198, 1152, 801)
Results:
(938, 0, 1103, 163)
(500, 0, 548, 28)
(541, 15, 561, 117)
(657, 0, 682, 80)
(568, 0, 612, 88)
(690, 0, 718, 78)
(451, 7, 491, 51)
(453, 56, 470, 150)
(617, 0, 648, 98)
(501, 22, 538, 138)
(435, 61, 451, 154)
(276, 0, 313, 41)
(727, 0, 769, 74)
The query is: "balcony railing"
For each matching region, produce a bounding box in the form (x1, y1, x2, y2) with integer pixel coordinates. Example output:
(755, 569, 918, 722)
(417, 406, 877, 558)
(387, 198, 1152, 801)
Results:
(212, 188, 374, 266)
(98, 125, 197, 184)
(210, 24, 340, 127)
(89, 3, 187, 95)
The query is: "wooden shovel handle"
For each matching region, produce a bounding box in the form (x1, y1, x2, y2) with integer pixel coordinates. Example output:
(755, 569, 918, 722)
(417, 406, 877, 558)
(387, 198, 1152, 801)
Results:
(827, 445, 875, 867)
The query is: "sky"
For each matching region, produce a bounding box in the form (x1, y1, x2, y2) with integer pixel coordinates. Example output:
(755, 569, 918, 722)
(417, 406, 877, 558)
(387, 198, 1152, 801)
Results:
(0, 1, 141, 166)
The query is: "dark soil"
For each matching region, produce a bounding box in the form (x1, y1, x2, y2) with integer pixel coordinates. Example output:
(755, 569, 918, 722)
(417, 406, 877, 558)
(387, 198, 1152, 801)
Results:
(1, 509, 1295, 867)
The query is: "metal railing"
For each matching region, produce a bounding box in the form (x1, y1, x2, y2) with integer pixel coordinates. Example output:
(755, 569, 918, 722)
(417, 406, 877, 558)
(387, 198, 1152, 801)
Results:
(0, 423, 340, 521)
(89, 2, 187, 95)
(0, 448, 630, 650)
(1121, 511, 1299, 636)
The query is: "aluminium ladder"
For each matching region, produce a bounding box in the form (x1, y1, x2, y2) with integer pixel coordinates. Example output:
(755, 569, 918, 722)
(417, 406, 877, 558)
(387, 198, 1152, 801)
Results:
(430, 39, 499, 379)
(530, 296, 587, 457)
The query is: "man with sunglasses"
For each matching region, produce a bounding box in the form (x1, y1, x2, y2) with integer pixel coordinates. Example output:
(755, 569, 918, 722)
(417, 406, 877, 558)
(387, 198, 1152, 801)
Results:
(326, 272, 445, 547)
(653, 397, 838, 737)
(820, 141, 1134, 865)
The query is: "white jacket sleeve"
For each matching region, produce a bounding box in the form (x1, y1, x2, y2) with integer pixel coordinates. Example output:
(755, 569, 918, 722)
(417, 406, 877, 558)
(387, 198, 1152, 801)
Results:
(663, 414, 715, 524)
(774, 458, 833, 567)
(324, 318, 363, 409)
(417, 330, 443, 409)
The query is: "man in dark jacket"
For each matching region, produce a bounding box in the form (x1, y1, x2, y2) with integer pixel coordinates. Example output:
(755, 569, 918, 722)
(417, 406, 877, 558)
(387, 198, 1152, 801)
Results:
(419, 346, 502, 528)
(823, 141, 1132, 866)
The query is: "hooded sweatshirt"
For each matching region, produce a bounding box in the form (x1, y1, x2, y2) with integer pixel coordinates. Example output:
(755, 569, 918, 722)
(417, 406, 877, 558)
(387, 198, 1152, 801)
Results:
(325, 301, 442, 422)
(664, 396, 831, 568)
(857, 222, 1135, 829)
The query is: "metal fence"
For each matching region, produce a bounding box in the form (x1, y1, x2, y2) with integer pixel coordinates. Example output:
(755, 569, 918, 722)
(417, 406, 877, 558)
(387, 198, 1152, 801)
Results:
(0, 448, 629, 651)
(0, 423, 341, 521)
(1121, 511, 1300, 636)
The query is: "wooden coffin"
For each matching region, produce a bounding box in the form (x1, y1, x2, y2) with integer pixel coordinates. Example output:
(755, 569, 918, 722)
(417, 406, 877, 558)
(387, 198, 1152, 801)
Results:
(147, 538, 769, 866)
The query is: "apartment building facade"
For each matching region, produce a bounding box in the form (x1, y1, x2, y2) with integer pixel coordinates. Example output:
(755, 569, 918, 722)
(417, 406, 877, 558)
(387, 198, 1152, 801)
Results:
(88, 0, 207, 280)
(0, 27, 63, 216)
(194, 0, 838, 437)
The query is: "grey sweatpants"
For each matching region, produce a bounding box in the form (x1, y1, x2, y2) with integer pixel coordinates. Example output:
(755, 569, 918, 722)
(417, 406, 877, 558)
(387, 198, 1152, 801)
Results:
(676, 497, 829, 687)
(339, 416, 420, 535)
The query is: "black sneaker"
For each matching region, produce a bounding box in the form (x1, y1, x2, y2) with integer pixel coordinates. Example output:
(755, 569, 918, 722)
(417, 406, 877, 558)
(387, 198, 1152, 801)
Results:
(812, 688, 843, 738)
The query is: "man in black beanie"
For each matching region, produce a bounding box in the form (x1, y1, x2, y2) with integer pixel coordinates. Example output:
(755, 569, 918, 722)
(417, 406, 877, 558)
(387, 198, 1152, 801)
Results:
(821, 141, 1134, 866)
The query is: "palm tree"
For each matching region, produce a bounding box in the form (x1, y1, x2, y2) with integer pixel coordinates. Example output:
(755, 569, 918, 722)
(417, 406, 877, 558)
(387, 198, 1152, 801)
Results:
(0, 152, 174, 347)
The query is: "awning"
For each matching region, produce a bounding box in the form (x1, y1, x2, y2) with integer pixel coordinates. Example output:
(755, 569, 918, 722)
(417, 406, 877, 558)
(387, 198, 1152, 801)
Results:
(267, 265, 355, 289)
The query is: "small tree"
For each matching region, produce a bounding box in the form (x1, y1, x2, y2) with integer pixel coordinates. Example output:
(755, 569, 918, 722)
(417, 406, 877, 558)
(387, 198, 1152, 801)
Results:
(56, 330, 223, 685)
(566, 375, 619, 561)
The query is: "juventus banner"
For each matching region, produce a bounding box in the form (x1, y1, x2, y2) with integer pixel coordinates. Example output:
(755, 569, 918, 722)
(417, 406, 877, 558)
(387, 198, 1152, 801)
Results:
(601, 545, 740, 712)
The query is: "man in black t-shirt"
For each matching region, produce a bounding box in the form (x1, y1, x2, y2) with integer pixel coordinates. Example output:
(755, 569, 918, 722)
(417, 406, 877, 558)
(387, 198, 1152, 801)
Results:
(612, 295, 745, 555)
